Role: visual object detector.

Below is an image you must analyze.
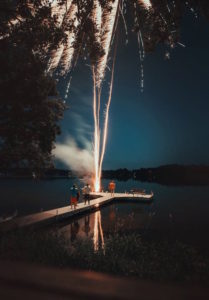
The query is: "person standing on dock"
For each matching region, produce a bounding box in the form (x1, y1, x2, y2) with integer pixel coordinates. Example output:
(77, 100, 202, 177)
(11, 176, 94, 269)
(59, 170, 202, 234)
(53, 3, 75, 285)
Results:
(70, 184, 79, 210)
(83, 184, 91, 205)
(108, 180, 116, 196)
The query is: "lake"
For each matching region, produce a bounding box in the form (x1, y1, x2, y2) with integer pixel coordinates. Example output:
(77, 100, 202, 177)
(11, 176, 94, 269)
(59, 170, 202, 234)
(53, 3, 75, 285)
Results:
(1, 179, 209, 250)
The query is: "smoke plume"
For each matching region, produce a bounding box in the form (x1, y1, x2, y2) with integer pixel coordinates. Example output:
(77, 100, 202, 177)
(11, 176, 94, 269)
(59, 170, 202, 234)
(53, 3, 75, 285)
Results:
(54, 136, 93, 175)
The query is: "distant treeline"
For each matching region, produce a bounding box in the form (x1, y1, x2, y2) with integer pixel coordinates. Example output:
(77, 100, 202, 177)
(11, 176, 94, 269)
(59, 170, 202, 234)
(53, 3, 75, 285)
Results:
(0, 168, 73, 179)
(2, 165, 209, 185)
(102, 165, 209, 186)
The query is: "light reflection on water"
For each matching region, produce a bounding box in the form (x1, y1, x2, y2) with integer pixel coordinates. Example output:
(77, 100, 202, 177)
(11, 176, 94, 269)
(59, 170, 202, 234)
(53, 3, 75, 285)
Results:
(1, 178, 209, 250)
(93, 210, 105, 251)
(56, 200, 155, 251)
(58, 209, 105, 251)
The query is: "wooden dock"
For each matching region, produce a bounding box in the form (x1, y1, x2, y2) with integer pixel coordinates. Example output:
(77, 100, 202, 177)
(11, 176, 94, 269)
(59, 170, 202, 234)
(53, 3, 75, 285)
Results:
(0, 192, 153, 232)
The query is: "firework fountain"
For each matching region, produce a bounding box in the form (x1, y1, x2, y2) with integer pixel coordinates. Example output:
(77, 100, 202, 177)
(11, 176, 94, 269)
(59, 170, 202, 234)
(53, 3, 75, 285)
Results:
(20, 0, 206, 191)
(48, 0, 174, 192)
(92, 0, 120, 192)
(90, 0, 152, 191)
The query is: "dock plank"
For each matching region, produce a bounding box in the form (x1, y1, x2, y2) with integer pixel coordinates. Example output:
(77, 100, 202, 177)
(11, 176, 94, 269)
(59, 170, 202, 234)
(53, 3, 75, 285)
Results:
(0, 192, 153, 232)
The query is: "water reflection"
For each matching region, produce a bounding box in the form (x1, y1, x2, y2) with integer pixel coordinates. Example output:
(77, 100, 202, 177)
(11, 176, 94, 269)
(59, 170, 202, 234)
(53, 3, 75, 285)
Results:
(57, 202, 152, 251)
(49, 179, 209, 251)
(58, 209, 105, 251)
(83, 215, 90, 237)
(93, 210, 105, 251)
(70, 221, 80, 242)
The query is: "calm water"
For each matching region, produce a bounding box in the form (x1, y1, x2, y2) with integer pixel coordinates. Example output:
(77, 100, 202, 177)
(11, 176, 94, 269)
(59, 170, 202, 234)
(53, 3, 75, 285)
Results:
(1, 179, 209, 249)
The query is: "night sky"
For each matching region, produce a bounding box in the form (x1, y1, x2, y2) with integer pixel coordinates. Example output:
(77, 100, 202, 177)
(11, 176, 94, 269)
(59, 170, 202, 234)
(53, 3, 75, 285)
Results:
(56, 12, 209, 170)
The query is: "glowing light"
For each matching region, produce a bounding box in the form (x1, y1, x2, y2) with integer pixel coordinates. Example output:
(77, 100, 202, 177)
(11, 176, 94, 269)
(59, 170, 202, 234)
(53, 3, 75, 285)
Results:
(138, 0, 152, 10)
(64, 76, 72, 99)
(93, 210, 99, 250)
(93, 211, 105, 251)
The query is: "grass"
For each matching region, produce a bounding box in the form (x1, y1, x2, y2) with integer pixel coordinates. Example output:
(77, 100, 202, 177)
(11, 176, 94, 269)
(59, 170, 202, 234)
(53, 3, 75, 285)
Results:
(0, 229, 209, 285)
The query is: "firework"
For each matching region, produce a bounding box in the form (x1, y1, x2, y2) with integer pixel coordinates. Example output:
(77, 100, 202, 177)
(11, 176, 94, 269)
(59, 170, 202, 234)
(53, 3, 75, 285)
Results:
(51, 0, 71, 26)
(60, 3, 78, 75)
(92, 0, 102, 46)
(138, 0, 152, 10)
(12, 0, 205, 192)
(48, 0, 73, 72)
(96, 0, 119, 87)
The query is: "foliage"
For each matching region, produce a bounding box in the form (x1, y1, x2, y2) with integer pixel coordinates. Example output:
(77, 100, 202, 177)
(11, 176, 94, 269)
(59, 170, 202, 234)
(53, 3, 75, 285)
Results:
(0, 0, 66, 170)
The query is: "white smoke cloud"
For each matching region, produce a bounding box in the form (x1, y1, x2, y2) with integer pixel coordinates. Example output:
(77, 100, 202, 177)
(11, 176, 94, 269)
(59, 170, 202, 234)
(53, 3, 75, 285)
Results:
(54, 136, 94, 175)
(54, 83, 94, 176)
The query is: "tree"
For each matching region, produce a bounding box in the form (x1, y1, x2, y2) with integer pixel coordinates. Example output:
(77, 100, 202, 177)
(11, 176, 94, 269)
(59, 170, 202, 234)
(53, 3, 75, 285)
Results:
(0, 0, 66, 171)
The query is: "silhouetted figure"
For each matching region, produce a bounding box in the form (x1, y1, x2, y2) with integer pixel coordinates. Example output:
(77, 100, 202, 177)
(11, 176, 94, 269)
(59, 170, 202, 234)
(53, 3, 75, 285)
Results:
(108, 180, 116, 196)
(83, 184, 91, 205)
(70, 184, 78, 209)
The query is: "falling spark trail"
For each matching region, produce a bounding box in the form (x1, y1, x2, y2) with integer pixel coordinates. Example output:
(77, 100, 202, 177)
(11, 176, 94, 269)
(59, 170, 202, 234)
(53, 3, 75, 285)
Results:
(178, 42, 186, 48)
(119, 4, 128, 44)
(139, 31, 145, 59)
(167, 4, 171, 14)
(137, 31, 145, 90)
(64, 76, 72, 99)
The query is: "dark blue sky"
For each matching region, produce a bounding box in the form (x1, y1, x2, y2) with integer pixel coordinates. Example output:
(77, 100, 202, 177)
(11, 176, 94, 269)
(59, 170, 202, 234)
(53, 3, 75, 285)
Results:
(57, 12, 209, 170)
